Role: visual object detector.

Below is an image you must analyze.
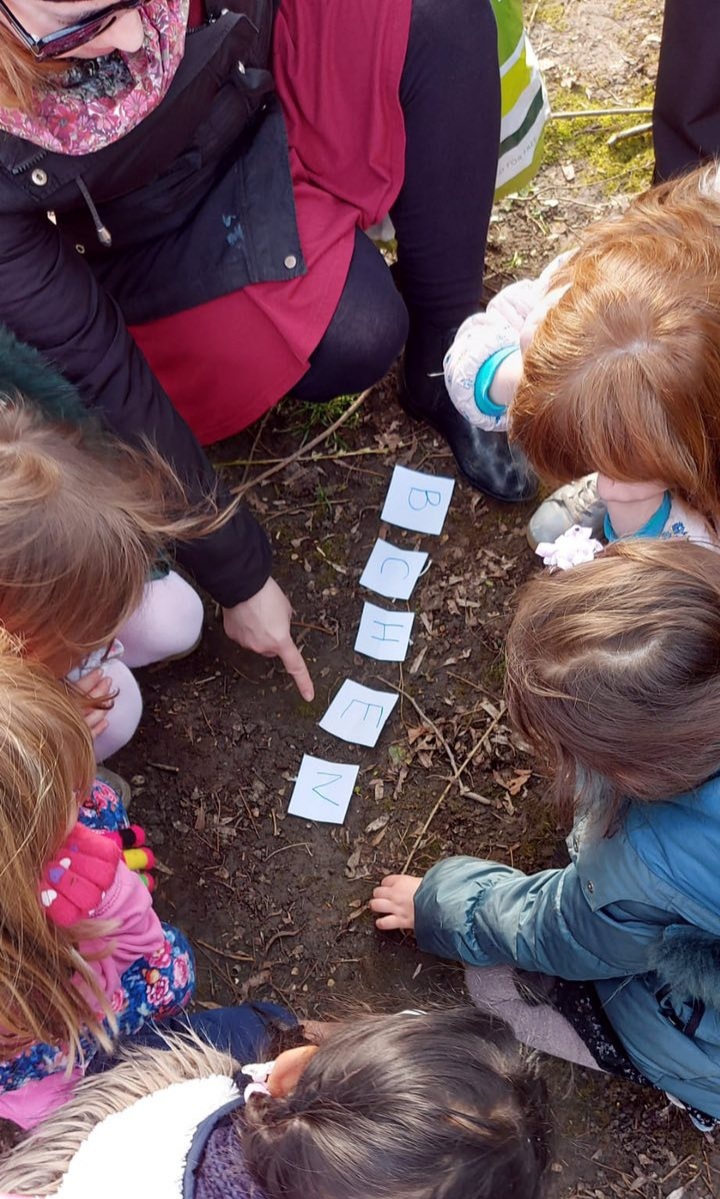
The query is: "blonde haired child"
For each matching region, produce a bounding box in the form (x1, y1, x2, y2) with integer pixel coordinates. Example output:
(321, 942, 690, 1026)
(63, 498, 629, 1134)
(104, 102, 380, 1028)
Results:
(0, 402, 230, 760)
(0, 634, 193, 1129)
(443, 163, 720, 555)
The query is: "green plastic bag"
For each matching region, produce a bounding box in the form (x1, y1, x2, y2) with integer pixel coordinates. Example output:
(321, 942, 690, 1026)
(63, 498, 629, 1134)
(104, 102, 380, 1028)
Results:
(492, 0, 550, 198)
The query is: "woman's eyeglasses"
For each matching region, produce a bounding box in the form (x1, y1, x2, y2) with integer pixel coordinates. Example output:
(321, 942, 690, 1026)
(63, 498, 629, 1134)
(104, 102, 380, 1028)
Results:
(0, 0, 143, 60)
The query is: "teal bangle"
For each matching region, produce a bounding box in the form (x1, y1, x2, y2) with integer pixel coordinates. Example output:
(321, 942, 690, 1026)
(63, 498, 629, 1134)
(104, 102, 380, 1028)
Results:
(474, 345, 520, 418)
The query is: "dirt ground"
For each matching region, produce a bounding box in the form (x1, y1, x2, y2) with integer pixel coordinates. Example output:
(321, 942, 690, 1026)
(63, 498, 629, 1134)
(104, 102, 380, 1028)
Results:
(111, 2, 719, 1196)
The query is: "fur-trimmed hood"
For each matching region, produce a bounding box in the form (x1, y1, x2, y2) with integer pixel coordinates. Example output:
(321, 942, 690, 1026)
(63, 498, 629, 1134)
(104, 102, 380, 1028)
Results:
(0, 1037, 248, 1199)
(649, 925, 720, 1009)
(0, 325, 88, 424)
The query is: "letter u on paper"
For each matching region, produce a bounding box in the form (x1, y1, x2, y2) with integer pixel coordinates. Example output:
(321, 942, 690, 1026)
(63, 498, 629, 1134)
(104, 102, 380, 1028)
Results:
(381, 465, 455, 535)
(288, 755, 359, 824)
(319, 679, 399, 747)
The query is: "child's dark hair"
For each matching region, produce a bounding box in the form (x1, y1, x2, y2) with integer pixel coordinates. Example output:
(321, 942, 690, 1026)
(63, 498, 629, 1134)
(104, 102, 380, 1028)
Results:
(505, 538, 720, 827)
(242, 1008, 551, 1199)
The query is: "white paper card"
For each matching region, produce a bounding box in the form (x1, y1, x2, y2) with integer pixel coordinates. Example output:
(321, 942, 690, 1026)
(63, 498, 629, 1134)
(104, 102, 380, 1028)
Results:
(319, 679, 399, 747)
(360, 538, 429, 601)
(381, 465, 455, 535)
(287, 754, 359, 824)
(354, 601, 414, 662)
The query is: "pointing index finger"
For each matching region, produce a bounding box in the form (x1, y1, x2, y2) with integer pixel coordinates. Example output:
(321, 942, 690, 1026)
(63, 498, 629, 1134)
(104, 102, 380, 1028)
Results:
(279, 638, 315, 701)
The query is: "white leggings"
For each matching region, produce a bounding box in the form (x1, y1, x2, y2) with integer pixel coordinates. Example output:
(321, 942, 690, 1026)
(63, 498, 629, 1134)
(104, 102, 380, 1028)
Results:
(92, 571, 204, 762)
(465, 965, 601, 1070)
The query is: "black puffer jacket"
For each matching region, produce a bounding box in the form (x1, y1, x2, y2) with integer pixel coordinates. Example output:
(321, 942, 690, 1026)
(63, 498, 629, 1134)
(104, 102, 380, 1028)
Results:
(0, 0, 304, 605)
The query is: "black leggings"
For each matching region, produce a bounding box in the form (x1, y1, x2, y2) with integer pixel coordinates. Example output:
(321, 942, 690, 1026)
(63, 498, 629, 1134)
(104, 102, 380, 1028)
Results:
(654, 0, 720, 181)
(292, 0, 500, 403)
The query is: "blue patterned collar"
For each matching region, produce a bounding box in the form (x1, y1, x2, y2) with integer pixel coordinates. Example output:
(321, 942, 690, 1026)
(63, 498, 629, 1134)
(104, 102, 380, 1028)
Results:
(604, 490, 671, 543)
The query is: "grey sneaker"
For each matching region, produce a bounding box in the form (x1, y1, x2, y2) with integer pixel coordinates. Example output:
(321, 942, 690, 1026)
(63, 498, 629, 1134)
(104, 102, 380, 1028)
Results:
(526, 473, 606, 550)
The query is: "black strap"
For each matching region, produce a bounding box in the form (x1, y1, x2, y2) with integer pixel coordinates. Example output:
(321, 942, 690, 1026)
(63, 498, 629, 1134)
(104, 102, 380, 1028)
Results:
(656, 983, 706, 1039)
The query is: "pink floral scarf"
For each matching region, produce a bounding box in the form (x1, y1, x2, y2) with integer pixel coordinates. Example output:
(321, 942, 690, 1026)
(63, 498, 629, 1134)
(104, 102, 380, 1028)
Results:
(0, 0, 190, 155)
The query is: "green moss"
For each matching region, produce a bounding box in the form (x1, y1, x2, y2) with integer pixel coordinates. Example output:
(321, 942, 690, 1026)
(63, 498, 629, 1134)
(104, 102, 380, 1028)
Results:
(296, 393, 362, 433)
(315, 483, 333, 517)
(532, 1, 568, 30)
(483, 656, 506, 691)
(316, 533, 346, 564)
(543, 88, 654, 197)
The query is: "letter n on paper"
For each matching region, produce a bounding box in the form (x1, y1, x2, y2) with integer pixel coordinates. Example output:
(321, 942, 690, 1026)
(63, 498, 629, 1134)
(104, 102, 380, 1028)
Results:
(288, 755, 359, 824)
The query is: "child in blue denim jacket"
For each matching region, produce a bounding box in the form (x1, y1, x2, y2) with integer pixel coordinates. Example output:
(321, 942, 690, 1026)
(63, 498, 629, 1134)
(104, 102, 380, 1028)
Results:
(373, 539, 720, 1130)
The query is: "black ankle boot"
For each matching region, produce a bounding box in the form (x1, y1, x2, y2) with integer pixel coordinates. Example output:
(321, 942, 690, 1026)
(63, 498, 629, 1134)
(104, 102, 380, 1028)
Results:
(398, 318, 538, 503)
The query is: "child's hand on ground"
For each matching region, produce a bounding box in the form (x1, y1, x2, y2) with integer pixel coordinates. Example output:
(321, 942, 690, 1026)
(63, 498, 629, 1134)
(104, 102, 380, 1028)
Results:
(370, 874, 422, 930)
(73, 668, 113, 741)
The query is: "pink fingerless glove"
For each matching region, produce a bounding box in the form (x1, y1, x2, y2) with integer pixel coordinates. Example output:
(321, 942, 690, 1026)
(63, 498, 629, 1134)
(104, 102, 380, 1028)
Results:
(39, 822, 121, 928)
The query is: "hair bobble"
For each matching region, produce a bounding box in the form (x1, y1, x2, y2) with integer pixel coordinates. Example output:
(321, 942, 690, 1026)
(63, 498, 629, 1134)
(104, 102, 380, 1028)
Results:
(242, 1060, 276, 1103)
(535, 525, 603, 570)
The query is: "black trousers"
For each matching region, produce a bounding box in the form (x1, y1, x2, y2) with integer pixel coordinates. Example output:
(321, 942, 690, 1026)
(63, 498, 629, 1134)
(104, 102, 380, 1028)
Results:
(653, 0, 720, 181)
(293, 0, 500, 402)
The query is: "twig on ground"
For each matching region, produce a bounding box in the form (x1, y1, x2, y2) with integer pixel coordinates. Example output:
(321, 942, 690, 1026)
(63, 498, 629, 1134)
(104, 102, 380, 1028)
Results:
(402, 706, 505, 873)
(262, 928, 300, 959)
(550, 105, 652, 120)
(291, 620, 337, 637)
(607, 121, 652, 147)
(218, 443, 408, 469)
(194, 945, 234, 995)
(527, 0, 541, 31)
(239, 409, 272, 486)
(264, 841, 313, 863)
(240, 795, 260, 838)
(447, 670, 494, 695)
(659, 1157, 693, 1187)
(196, 938, 253, 963)
(229, 388, 371, 496)
(374, 676, 459, 777)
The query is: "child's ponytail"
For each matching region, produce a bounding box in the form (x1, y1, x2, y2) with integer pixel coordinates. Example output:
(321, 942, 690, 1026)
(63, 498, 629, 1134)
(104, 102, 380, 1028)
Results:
(242, 1009, 551, 1199)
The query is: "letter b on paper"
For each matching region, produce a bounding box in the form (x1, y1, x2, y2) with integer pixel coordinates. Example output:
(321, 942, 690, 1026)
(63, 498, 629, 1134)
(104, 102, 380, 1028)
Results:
(381, 465, 455, 535)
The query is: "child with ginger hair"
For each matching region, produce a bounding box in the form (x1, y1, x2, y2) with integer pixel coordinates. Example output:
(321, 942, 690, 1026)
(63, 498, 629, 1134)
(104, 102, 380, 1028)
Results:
(0, 634, 193, 1130)
(0, 401, 232, 760)
(443, 163, 720, 556)
(372, 539, 720, 1132)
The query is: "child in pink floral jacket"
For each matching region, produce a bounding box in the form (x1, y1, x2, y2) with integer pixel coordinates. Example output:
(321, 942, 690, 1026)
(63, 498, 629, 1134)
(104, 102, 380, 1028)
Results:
(0, 761, 194, 1131)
